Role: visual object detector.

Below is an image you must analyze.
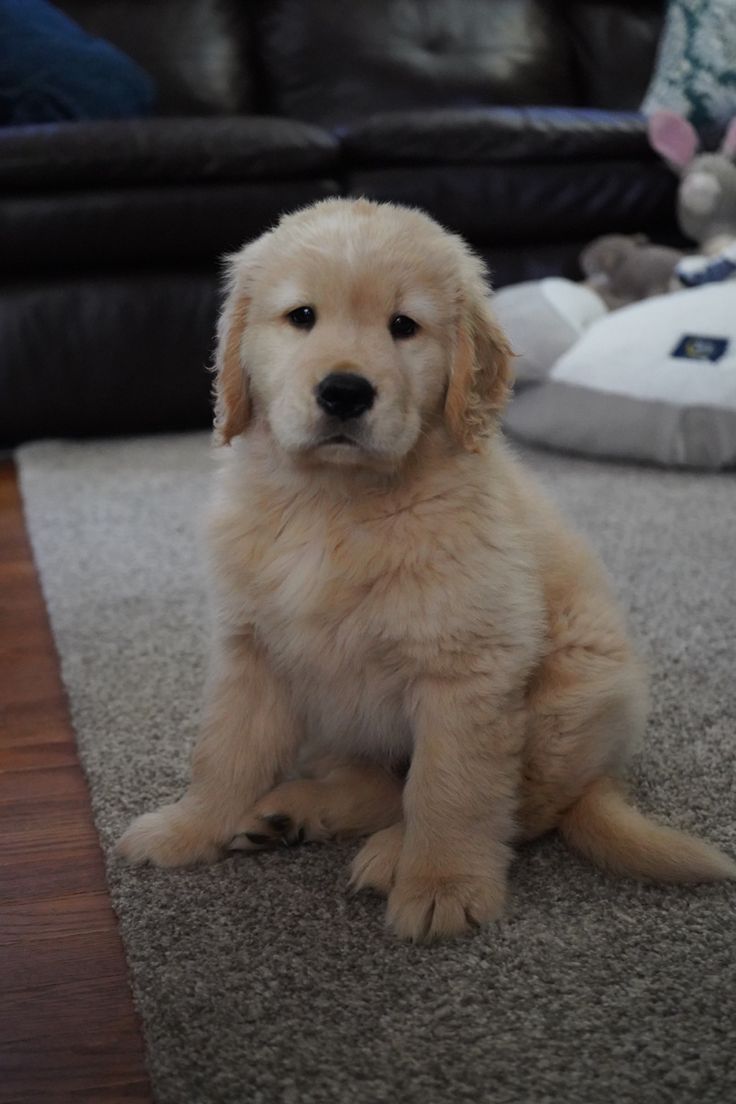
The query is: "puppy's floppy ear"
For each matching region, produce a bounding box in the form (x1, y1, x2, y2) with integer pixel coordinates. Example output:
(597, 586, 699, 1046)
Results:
(213, 282, 250, 445)
(445, 282, 514, 452)
(212, 236, 269, 445)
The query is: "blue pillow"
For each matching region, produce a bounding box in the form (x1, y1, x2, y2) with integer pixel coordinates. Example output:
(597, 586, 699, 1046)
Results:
(0, 0, 155, 124)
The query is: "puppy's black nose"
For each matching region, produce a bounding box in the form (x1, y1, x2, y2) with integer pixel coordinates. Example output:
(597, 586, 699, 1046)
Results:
(315, 372, 376, 421)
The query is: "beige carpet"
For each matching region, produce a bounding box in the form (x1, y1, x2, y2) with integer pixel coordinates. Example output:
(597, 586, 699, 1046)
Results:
(18, 432, 736, 1104)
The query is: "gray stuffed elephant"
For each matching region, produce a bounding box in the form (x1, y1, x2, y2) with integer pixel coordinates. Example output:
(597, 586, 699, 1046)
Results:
(579, 234, 683, 310)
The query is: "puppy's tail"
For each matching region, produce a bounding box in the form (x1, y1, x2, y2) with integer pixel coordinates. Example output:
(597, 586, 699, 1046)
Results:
(559, 776, 736, 883)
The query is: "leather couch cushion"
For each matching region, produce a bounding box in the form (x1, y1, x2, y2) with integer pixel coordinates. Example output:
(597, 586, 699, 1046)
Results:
(56, 0, 253, 114)
(342, 107, 653, 166)
(347, 160, 679, 249)
(0, 242, 592, 448)
(0, 241, 605, 449)
(257, 0, 579, 126)
(564, 2, 664, 110)
(0, 271, 218, 446)
(0, 116, 338, 189)
(1, 178, 340, 275)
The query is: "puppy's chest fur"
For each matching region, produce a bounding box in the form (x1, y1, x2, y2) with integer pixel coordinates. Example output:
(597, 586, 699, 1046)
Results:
(211, 460, 540, 756)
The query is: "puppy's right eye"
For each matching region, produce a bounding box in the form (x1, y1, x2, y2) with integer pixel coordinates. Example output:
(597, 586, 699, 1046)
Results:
(389, 314, 419, 339)
(287, 306, 316, 330)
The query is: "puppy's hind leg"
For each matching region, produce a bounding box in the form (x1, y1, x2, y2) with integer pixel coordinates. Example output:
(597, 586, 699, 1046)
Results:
(229, 760, 404, 852)
(520, 646, 735, 881)
(518, 655, 647, 843)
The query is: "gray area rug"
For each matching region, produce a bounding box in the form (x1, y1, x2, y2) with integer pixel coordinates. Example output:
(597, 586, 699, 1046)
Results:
(18, 433, 736, 1104)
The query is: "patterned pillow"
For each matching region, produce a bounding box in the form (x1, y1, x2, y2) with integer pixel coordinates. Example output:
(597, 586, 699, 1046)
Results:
(642, 0, 736, 133)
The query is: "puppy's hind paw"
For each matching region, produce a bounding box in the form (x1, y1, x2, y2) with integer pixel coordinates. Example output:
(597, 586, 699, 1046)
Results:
(229, 779, 337, 854)
(229, 813, 308, 853)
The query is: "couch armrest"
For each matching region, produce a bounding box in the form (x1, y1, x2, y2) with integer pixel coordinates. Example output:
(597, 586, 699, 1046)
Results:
(0, 116, 339, 189)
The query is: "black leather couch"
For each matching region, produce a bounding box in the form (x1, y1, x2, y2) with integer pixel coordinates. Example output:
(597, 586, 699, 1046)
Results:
(1, 0, 676, 446)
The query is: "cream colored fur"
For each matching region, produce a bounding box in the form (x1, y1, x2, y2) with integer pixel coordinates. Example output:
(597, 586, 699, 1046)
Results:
(117, 198, 735, 941)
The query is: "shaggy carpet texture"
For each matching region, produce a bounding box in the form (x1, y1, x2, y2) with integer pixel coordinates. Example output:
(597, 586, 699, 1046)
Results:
(18, 432, 736, 1104)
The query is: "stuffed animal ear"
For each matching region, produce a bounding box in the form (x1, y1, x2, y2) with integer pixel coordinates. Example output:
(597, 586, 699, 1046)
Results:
(445, 288, 514, 451)
(580, 236, 628, 276)
(647, 110, 700, 169)
(720, 116, 736, 157)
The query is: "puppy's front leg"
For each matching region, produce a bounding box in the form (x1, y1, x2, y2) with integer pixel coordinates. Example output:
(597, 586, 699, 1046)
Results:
(388, 678, 522, 941)
(116, 631, 300, 867)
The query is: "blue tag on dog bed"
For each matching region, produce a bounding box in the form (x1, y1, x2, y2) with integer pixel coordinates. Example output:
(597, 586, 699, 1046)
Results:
(671, 335, 729, 362)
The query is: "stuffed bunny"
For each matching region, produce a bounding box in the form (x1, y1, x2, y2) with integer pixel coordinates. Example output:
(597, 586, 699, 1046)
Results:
(648, 110, 736, 255)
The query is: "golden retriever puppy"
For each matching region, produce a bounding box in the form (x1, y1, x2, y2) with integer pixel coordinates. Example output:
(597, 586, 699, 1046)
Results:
(117, 198, 735, 941)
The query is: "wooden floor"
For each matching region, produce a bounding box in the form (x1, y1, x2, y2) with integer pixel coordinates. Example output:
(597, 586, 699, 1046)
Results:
(0, 461, 152, 1104)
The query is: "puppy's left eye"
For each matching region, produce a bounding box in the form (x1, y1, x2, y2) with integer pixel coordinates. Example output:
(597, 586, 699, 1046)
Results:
(287, 306, 316, 329)
(390, 314, 419, 339)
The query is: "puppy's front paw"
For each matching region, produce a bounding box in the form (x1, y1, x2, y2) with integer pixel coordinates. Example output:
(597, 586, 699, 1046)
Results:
(349, 823, 404, 896)
(387, 866, 506, 942)
(115, 801, 222, 867)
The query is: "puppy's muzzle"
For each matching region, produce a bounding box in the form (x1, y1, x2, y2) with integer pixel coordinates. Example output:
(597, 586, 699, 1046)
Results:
(315, 373, 376, 421)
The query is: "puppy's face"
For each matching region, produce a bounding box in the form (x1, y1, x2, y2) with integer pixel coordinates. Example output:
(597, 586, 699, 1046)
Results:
(215, 200, 512, 466)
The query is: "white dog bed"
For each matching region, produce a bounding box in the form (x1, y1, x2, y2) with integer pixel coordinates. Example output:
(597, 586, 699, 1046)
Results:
(501, 283, 736, 469)
(493, 277, 606, 387)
